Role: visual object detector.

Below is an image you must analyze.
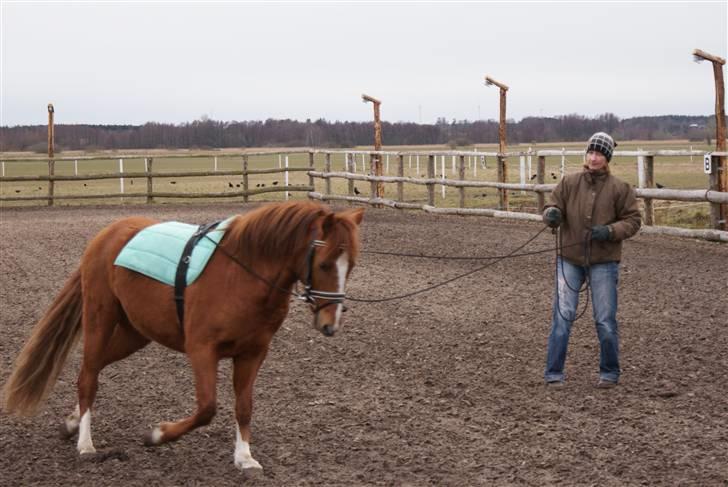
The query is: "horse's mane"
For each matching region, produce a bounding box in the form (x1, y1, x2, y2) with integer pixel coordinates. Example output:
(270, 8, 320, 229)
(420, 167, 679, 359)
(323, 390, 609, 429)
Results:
(223, 201, 359, 264)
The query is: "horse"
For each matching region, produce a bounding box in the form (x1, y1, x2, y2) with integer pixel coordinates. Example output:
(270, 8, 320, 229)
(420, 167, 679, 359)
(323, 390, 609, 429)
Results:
(2, 200, 364, 471)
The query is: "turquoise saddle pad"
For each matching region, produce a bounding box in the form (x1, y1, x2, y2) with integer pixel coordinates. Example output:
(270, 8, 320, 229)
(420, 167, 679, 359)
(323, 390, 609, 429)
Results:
(114, 217, 234, 286)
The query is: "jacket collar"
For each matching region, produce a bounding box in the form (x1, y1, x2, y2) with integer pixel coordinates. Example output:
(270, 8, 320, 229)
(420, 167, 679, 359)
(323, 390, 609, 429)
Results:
(583, 167, 609, 185)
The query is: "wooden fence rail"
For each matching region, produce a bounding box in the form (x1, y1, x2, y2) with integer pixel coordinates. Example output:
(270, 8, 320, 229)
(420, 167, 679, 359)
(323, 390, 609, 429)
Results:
(0, 162, 312, 203)
(2, 186, 314, 203)
(0, 167, 311, 182)
(308, 171, 728, 204)
(2, 148, 727, 241)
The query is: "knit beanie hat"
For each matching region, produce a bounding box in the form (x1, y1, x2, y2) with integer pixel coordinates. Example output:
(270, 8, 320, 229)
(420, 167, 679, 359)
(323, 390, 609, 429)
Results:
(586, 132, 616, 162)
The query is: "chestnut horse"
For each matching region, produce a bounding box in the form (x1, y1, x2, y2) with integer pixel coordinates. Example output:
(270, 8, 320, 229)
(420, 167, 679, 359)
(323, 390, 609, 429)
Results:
(2, 201, 364, 471)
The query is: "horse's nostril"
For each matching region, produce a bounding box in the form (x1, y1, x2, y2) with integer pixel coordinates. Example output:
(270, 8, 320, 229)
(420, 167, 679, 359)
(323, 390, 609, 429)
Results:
(322, 325, 335, 337)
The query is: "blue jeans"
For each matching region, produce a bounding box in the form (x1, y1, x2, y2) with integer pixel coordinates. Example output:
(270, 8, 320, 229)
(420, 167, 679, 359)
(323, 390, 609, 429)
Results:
(544, 257, 620, 383)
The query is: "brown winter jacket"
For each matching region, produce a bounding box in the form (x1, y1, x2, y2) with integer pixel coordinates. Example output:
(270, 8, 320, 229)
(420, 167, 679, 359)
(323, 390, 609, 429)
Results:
(546, 169, 641, 265)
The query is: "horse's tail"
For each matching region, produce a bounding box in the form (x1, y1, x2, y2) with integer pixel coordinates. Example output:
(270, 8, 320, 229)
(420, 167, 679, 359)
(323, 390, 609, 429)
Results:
(2, 269, 83, 416)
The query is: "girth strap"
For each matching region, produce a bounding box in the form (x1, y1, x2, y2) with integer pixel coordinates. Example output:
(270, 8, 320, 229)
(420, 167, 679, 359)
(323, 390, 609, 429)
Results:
(174, 220, 222, 332)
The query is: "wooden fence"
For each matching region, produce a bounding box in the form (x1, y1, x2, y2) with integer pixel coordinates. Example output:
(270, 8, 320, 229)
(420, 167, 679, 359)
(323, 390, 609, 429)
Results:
(307, 149, 728, 242)
(0, 150, 315, 203)
(1, 148, 727, 242)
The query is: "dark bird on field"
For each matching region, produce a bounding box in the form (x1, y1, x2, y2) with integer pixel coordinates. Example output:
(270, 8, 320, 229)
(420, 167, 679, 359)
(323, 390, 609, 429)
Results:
(656, 183, 665, 189)
(481, 192, 487, 197)
(261, 183, 266, 187)
(228, 182, 233, 188)
(530, 174, 537, 180)
(551, 173, 557, 180)
(83, 183, 87, 187)
(15, 190, 20, 193)
(170, 181, 176, 185)
(38, 186, 42, 190)
(256, 183, 260, 187)
(272, 181, 278, 186)
(353, 187, 361, 195)
(236, 184, 240, 188)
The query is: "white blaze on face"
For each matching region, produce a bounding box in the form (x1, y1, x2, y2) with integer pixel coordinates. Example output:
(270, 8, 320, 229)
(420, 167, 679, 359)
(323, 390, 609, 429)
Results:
(77, 409, 95, 454)
(334, 252, 349, 327)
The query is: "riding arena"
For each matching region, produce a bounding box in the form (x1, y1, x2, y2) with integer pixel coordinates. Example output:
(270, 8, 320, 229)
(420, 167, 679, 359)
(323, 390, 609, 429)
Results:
(1, 198, 726, 486)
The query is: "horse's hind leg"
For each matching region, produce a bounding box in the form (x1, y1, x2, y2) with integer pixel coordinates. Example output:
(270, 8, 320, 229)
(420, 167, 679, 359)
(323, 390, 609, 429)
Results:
(61, 319, 150, 442)
(144, 347, 219, 446)
(70, 290, 150, 455)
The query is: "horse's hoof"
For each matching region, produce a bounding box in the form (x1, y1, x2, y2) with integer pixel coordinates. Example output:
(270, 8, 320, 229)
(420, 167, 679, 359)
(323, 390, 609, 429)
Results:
(235, 458, 263, 471)
(238, 464, 264, 478)
(143, 426, 164, 446)
(78, 446, 97, 455)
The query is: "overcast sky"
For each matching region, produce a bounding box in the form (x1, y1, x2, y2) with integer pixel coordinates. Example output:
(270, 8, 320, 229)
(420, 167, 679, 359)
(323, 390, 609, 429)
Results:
(1, 1, 726, 126)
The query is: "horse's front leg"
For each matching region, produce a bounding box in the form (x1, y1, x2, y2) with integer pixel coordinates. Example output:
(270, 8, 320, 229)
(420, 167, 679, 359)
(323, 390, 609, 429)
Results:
(144, 347, 219, 445)
(232, 348, 269, 471)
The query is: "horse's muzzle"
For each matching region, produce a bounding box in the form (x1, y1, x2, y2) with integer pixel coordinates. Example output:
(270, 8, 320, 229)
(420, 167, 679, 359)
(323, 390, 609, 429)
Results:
(322, 325, 335, 337)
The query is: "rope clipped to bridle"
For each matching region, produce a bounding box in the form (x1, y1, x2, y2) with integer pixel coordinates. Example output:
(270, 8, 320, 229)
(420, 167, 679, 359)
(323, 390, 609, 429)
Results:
(205, 219, 589, 309)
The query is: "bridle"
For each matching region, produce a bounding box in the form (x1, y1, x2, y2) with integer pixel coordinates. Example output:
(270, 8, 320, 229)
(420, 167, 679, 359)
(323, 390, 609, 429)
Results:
(204, 233, 348, 315)
(298, 238, 347, 313)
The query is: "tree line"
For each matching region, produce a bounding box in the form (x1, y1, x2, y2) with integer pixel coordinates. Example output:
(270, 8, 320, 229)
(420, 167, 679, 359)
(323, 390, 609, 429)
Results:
(0, 113, 718, 152)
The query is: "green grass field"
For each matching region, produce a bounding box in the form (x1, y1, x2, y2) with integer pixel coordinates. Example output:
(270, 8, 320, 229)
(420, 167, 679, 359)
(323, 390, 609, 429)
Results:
(0, 141, 716, 228)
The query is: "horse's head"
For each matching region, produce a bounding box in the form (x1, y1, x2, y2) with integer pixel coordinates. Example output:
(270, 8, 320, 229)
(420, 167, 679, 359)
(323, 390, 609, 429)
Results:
(303, 207, 364, 337)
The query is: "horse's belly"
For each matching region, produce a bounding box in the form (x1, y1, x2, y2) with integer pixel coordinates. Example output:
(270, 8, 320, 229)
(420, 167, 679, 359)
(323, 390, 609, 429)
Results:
(113, 268, 185, 351)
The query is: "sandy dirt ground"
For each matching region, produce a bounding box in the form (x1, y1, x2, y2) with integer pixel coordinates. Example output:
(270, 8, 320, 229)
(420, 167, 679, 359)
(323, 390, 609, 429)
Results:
(1, 202, 726, 486)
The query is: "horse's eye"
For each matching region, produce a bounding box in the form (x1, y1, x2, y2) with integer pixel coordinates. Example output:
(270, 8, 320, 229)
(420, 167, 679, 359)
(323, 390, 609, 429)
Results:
(319, 262, 334, 272)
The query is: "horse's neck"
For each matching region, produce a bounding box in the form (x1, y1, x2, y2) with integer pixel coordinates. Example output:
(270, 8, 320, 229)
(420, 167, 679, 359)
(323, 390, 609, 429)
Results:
(220, 238, 305, 290)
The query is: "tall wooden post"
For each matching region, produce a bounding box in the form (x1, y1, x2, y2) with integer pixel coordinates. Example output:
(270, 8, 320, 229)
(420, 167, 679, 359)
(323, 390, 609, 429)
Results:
(308, 151, 315, 191)
(242, 155, 249, 203)
(644, 155, 655, 226)
(47, 103, 55, 206)
(146, 157, 154, 204)
(485, 76, 509, 210)
(369, 154, 377, 199)
(693, 49, 726, 230)
(362, 94, 383, 203)
(324, 153, 332, 196)
(536, 155, 546, 211)
(346, 153, 355, 200)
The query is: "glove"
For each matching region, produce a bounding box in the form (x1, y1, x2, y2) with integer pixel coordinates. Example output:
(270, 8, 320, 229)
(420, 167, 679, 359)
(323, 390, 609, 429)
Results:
(591, 225, 611, 241)
(542, 207, 562, 228)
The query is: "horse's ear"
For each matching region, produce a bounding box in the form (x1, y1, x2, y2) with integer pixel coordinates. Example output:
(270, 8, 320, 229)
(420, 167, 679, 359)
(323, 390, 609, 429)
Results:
(320, 213, 336, 236)
(340, 208, 365, 226)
